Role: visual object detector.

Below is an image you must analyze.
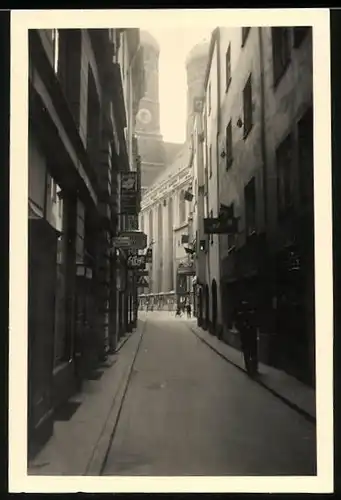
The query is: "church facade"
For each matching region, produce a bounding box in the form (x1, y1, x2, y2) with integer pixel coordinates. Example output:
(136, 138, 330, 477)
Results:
(137, 33, 210, 298)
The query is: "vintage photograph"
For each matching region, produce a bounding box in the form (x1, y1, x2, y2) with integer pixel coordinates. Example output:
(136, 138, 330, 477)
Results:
(9, 8, 333, 494)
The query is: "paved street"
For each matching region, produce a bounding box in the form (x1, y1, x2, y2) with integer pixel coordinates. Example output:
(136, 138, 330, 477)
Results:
(102, 311, 316, 476)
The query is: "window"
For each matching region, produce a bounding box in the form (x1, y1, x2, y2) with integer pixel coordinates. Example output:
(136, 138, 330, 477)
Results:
(225, 43, 231, 92)
(242, 27, 251, 47)
(243, 74, 253, 138)
(276, 133, 294, 219)
(293, 26, 311, 48)
(226, 120, 233, 169)
(209, 144, 213, 178)
(210, 210, 214, 245)
(272, 27, 290, 86)
(140, 214, 144, 233)
(244, 178, 256, 236)
(298, 107, 314, 205)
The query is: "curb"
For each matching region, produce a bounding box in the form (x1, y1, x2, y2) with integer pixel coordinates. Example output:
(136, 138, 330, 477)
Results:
(84, 317, 147, 475)
(187, 324, 316, 424)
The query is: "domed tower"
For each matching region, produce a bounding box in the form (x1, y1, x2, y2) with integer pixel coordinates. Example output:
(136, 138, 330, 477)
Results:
(136, 30, 165, 192)
(185, 39, 210, 142)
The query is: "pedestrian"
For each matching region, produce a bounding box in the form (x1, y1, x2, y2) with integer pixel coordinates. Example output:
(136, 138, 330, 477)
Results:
(234, 298, 259, 377)
(175, 306, 182, 317)
(186, 303, 192, 318)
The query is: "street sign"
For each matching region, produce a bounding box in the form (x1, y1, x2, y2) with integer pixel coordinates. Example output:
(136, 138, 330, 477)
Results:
(137, 276, 149, 288)
(204, 216, 238, 235)
(112, 236, 131, 248)
(127, 254, 146, 270)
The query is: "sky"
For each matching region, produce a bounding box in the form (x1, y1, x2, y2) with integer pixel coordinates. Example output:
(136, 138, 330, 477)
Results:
(146, 27, 213, 144)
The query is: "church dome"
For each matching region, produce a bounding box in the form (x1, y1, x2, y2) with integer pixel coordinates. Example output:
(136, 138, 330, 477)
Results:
(140, 30, 160, 53)
(185, 39, 210, 67)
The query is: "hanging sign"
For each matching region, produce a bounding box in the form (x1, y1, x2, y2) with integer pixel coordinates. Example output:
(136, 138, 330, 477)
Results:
(120, 171, 138, 215)
(204, 216, 238, 234)
(126, 254, 146, 270)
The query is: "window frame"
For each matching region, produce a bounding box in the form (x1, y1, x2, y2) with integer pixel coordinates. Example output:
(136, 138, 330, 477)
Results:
(225, 120, 233, 169)
(243, 73, 253, 139)
(225, 43, 232, 93)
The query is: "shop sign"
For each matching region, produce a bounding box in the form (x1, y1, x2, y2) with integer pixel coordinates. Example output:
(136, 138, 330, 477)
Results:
(127, 254, 146, 270)
(120, 171, 138, 215)
(120, 231, 147, 250)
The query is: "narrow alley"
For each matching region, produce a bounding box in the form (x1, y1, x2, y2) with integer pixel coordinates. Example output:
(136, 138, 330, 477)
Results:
(101, 312, 316, 476)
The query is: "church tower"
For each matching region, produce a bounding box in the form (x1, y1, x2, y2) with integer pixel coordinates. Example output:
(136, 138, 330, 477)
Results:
(136, 31, 165, 193)
(185, 39, 210, 143)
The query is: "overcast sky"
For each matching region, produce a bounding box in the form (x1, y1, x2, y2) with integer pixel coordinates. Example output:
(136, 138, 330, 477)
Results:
(146, 27, 213, 144)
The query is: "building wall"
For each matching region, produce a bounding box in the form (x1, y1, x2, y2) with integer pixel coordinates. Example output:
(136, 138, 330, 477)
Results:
(204, 37, 222, 328)
(218, 27, 265, 264)
(261, 27, 313, 248)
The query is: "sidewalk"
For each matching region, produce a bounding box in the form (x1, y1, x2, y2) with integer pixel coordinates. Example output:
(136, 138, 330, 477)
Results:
(28, 313, 148, 476)
(184, 318, 316, 422)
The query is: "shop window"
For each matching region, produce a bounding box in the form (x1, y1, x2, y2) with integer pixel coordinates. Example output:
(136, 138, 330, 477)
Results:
(53, 195, 68, 366)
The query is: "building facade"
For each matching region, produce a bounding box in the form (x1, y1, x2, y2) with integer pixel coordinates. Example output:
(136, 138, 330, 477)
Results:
(192, 26, 314, 386)
(28, 28, 144, 456)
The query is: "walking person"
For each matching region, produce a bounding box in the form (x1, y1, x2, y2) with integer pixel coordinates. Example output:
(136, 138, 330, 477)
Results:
(234, 298, 259, 377)
(186, 303, 192, 319)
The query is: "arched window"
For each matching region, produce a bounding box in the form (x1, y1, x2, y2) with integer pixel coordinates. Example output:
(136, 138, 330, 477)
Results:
(179, 190, 186, 224)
